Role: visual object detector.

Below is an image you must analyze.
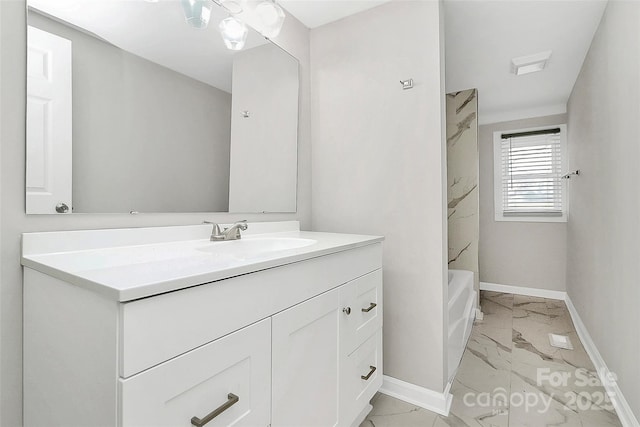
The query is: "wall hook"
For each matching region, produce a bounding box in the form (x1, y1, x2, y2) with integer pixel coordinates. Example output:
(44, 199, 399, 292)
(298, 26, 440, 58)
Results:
(561, 170, 580, 179)
(400, 79, 414, 90)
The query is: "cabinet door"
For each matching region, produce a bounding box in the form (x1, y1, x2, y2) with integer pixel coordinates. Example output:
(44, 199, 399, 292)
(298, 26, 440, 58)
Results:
(272, 288, 341, 427)
(340, 270, 383, 355)
(120, 319, 271, 427)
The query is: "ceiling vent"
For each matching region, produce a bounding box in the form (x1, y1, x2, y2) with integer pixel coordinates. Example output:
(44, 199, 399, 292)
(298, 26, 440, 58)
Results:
(511, 51, 552, 76)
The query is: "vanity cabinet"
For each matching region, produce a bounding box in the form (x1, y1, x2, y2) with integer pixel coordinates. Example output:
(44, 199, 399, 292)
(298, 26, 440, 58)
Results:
(271, 270, 383, 427)
(23, 236, 383, 427)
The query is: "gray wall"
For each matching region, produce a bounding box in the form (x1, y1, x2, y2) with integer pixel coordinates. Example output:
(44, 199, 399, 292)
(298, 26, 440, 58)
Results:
(0, 1, 311, 424)
(229, 43, 298, 213)
(446, 89, 479, 289)
(479, 114, 567, 291)
(566, 0, 640, 417)
(30, 12, 233, 213)
(311, 1, 448, 392)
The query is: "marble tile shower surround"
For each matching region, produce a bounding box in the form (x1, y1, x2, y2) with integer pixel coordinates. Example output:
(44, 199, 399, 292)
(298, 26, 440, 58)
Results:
(446, 89, 479, 287)
(360, 292, 623, 427)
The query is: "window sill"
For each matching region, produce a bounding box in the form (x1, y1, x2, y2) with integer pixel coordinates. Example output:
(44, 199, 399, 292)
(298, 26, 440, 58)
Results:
(494, 214, 567, 223)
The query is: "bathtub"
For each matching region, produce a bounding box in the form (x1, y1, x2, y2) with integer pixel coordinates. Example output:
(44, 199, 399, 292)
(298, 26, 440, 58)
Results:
(448, 269, 476, 382)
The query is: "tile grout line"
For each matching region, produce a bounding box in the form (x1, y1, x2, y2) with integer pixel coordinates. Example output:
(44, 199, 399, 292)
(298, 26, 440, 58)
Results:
(508, 292, 514, 427)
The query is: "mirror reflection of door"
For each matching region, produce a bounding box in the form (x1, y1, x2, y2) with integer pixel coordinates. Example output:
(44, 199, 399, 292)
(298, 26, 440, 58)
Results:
(24, 1, 299, 214)
(26, 26, 72, 214)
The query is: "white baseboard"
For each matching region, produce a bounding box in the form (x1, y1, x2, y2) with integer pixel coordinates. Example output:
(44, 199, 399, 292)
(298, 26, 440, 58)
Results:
(379, 375, 452, 416)
(564, 296, 640, 427)
(479, 281, 567, 301)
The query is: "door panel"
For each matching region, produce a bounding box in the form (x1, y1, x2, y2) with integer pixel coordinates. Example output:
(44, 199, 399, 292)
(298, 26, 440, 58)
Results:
(272, 288, 341, 427)
(27, 26, 72, 214)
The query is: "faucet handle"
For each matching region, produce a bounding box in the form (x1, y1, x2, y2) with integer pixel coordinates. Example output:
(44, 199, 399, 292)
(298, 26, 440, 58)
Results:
(234, 220, 248, 231)
(203, 221, 222, 236)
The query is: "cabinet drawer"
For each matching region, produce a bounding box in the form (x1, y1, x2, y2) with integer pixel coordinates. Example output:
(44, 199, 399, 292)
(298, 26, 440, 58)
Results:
(340, 270, 382, 355)
(340, 329, 383, 425)
(119, 319, 271, 427)
(120, 243, 382, 377)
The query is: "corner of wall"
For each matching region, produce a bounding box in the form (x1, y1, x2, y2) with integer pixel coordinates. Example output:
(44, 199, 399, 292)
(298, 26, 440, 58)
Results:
(563, 0, 640, 419)
(438, 0, 449, 392)
(0, 0, 4, 417)
(274, 11, 312, 230)
(308, 0, 448, 394)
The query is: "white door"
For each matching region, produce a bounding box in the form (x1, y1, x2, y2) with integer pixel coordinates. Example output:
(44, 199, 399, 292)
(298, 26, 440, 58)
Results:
(26, 26, 72, 214)
(272, 288, 341, 427)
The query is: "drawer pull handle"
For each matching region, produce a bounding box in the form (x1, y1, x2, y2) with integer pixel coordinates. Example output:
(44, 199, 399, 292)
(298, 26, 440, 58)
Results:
(362, 302, 377, 313)
(343, 307, 351, 315)
(361, 365, 377, 381)
(191, 393, 239, 427)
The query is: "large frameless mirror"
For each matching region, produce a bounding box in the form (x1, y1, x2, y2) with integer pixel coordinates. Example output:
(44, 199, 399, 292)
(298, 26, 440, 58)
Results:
(25, 0, 298, 214)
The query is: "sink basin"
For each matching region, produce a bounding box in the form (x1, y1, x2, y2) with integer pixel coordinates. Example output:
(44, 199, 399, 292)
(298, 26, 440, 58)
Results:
(196, 237, 317, 259)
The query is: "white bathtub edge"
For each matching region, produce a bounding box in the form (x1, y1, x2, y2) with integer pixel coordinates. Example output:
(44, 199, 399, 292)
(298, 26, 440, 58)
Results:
(479, 281, 567, 300)
(379, 375, 453, 416)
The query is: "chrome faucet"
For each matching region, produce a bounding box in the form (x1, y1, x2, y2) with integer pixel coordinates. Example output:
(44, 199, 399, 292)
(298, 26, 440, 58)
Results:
(203, 220, 248, 241)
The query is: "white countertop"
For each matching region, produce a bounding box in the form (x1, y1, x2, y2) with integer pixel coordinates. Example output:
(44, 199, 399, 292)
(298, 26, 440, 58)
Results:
(21, 222, 383, 302)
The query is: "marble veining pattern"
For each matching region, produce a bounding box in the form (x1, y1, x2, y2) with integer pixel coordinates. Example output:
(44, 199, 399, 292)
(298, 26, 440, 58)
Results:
(360, 292, 623, 427)
(447, 112, 478, 146)
(446, 89, 479, 288)
(456, 90, 477, 115)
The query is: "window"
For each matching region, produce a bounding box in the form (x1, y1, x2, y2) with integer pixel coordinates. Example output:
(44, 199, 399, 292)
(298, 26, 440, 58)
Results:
(493, 125, 567, 222)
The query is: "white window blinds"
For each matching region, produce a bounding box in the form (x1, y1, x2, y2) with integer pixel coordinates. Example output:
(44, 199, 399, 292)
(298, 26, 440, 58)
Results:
(500, 129, 563, 217)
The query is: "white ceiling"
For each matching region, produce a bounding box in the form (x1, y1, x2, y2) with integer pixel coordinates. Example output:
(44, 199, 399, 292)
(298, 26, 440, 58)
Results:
(281, 0, 607, 124)
(445, 0, 607, 124)
(279, 0, 393, 28)
(28, 0, 269, 92)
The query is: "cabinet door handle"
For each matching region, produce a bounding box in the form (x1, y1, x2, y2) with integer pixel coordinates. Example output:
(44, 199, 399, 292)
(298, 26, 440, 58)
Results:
(361, 365, 377, 381)
(362, 302, 377, 313)
(343, 307, 351, 315)
(191, 393, 239, 427)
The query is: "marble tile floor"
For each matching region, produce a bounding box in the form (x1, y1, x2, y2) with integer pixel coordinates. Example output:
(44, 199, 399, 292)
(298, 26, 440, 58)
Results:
(360, 291, 623, 427)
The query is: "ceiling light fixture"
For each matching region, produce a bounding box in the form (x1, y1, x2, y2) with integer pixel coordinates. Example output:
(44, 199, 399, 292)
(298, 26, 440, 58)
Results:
(219, 16, 248, 50)
(254, 0, 285, 38)
(181, 0, 286, 50)
(181, 0, 213, 29)
(511, 50, 552, 76)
